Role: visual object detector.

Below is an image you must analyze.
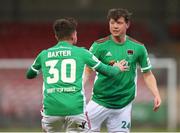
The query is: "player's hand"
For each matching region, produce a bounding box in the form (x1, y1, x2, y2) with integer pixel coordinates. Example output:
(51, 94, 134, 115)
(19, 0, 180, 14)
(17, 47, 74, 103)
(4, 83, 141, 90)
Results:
(153, 95, 161, 112)
(113, 59, 129, 71)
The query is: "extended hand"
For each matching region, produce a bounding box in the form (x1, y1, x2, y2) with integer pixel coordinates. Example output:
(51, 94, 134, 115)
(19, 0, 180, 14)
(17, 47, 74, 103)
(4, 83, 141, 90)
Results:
(113, 59, 129, 71)
(153, 95, 161, 112)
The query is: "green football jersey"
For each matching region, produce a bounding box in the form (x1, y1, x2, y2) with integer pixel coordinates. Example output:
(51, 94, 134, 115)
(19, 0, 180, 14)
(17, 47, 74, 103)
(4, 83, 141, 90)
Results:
(27, 41, 120, 116)
(89, 35, 152, 109)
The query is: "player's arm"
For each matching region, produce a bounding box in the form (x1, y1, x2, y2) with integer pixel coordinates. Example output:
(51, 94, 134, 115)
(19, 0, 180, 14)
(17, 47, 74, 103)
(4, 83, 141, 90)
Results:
(26, 66, 40, 79)
(138, 45, 161, 112)
(94, 61, 121, 76)
(84, 42, 127, 84)
(142, 71, 161, 112)
(83, 49, 127, 77)
(84, 66, 94, 85)
(84, 42, 99, 84)
(26, 52, 42, 79)
(84, 59, 128, 84)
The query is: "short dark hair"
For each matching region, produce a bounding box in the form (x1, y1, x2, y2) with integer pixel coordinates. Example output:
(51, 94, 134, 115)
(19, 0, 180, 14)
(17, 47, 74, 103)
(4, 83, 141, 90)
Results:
(107, 8, 132, 23)
(53, 17, 77, 40)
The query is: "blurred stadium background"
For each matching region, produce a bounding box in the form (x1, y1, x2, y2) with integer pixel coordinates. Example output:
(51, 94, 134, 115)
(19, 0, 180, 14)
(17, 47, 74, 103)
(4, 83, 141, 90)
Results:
(0, 0, 179, 132)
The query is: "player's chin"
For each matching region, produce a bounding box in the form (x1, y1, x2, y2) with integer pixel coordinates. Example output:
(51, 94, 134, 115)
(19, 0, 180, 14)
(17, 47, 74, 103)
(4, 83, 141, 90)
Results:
(111, 32, 121, 37)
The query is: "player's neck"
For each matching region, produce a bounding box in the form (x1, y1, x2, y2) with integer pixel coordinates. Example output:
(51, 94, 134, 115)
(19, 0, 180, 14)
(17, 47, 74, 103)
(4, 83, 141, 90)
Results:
(112, 34, 126, 44)
(58, 39, 74, 45)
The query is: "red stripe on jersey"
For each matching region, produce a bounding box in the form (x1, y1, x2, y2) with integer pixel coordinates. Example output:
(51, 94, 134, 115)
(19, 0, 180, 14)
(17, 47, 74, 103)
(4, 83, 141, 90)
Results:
(95, 36, 110, 43)
(128, 36, 144, 45)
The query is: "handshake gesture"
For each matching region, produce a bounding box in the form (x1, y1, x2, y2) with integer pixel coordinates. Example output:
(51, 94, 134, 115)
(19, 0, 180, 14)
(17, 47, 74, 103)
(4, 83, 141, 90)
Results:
(113, 59, 130, 72)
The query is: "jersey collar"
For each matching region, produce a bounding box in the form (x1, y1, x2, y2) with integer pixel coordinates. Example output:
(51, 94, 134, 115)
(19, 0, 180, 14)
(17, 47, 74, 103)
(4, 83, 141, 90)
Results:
(110, 35, 128, 46)
(56, 41, 73, 47)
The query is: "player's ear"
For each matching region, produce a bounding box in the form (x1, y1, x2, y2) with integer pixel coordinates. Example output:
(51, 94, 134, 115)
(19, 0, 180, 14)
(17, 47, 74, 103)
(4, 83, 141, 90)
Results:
(55, 34, 58, 41)
(126, 22, 130, 29)
(71, 31, 77, 39)
(71, 31, 77, 44)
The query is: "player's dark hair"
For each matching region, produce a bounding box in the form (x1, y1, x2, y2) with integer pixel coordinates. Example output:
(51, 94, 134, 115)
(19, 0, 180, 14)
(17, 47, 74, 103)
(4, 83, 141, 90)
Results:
(53, 17, 77, 40)
(107, 8, 132, 23)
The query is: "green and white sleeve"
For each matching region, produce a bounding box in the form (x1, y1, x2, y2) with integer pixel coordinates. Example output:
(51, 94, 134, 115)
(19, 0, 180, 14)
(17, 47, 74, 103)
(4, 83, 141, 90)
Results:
(138, 45, 152, 73)
(26, 52, 42, 79)
(83, 49, 120, 77)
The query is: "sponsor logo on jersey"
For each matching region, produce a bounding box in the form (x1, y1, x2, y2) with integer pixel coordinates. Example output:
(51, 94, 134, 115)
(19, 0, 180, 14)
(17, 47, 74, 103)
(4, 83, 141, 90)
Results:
(109, 60, 116, 66)
(105, 51, 112, 57)
(47, 87, 76, 94)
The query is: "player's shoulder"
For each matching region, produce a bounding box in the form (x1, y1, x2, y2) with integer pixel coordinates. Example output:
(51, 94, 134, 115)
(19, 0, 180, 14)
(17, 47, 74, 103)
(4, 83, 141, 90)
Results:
(73, 45, 88, 53)
(127, 36, 147, 53)
(46, 45, 57, 51)
(73, 45, 85, 50)
(38, 49, 47, 55)
(94, 36, 110, 44)
(127, 36, 144, 46)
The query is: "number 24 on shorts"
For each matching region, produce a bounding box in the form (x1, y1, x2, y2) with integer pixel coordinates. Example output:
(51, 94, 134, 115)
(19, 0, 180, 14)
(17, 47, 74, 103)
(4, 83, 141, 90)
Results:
(121, 121, 131, 129)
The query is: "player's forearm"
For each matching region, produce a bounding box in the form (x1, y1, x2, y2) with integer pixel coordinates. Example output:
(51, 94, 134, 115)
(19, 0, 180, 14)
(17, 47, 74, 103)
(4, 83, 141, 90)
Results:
(143, 71, 160, 97)
(84, 66, 94, 84)
(143, 71, 161, 112)
(95, 62, 120, 77)
(26, 68, 38, 79)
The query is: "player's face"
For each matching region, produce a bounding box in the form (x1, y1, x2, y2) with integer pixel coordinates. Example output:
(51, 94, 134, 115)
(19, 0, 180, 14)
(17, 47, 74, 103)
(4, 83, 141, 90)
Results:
(72, 31, 77, 44)
(109, 17, 129, 37)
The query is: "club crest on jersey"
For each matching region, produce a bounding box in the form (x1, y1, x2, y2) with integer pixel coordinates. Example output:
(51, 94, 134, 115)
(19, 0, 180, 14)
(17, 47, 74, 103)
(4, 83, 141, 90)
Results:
(127, 49, 134, 56)
(127, 50, 134, 55)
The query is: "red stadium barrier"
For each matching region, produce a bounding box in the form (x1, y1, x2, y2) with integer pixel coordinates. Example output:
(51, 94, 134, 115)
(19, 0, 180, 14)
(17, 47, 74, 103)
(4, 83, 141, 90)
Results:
(0, 22, 158, 58)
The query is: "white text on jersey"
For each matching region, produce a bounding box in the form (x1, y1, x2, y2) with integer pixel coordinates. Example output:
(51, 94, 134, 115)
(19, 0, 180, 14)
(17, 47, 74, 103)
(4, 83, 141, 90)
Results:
(48, 50, 71, 58)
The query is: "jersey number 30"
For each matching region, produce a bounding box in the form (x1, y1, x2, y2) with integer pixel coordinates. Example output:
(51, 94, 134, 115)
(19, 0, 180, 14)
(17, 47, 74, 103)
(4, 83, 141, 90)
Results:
(45, 59, 76, 84)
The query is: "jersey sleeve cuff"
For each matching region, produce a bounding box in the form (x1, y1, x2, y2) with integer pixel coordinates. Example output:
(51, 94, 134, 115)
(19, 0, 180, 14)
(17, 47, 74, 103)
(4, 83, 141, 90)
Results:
(31, 66, 40, 74)
(91, 61, 100, 70)
(141, 65, 152, 73)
